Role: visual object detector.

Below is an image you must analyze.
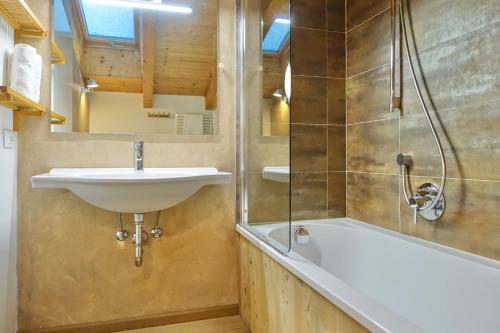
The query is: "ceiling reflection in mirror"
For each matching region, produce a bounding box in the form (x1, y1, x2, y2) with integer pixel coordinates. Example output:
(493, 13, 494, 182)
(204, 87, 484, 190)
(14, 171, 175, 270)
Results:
(51, 0, 218, 135)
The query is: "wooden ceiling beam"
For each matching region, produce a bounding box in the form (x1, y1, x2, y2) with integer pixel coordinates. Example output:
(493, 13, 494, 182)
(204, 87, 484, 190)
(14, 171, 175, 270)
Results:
(92, 76, 143, 94)
(141, 12, 156, 108)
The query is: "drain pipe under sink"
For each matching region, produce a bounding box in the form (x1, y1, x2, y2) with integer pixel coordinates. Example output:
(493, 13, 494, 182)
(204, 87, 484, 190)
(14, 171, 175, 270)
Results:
(134, 213, 144, 267)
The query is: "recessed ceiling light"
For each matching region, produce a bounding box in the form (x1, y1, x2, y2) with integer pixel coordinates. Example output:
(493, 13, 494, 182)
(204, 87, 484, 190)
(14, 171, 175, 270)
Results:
(83, 0, 192, 14)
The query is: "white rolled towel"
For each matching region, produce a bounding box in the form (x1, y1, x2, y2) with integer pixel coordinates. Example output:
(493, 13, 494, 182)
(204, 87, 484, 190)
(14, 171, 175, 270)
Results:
(11, 44, 36, 63)
(10, 63, 33, 98)
(9, 44, 42, 102)
(31, 54, 42, 103)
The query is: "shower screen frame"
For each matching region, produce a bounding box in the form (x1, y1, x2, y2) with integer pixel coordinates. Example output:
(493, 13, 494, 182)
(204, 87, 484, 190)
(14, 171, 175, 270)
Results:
(236, 0, 292, 255)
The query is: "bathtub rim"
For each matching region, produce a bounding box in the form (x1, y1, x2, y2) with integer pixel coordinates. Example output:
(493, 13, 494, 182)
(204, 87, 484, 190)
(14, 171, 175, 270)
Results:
(252, 218, 500, 271)
(237, 218, 500, 333)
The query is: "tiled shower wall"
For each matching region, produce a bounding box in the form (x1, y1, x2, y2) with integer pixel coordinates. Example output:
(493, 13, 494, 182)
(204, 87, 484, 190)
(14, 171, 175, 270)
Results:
(263, 0, 498, 260)
(290, 0, 347, 220)
(345, 0, 500, 260)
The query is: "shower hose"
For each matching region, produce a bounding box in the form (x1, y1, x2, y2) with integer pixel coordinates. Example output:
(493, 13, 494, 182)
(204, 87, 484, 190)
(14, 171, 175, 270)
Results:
(398, 0, 446, 213)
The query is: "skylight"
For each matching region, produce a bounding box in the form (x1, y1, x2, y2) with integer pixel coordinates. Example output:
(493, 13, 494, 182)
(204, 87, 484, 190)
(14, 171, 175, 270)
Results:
(81, 0, 135, 40)
(54, 0, 71, 33)
(262, 18, 290, 53)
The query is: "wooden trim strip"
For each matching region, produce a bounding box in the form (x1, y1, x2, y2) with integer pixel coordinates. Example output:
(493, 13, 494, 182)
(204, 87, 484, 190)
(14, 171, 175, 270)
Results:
(20, 304, 239, 333)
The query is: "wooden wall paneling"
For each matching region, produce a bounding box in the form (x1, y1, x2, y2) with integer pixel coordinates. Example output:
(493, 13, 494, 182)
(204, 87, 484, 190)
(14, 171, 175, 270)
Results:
(239, 235, 251, 326)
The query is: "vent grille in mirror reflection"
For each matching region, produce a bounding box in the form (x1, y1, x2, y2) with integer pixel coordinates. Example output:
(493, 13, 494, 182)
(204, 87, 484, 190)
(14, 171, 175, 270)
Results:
(176, 113, 214, 136)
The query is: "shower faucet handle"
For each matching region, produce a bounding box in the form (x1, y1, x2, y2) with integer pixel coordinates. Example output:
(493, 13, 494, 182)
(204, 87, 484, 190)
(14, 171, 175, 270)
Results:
(409, 197, 419, 225)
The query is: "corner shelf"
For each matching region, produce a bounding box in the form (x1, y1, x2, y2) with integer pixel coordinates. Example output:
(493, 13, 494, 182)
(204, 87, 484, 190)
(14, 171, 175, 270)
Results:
(0, 0, 47, 38)
(51, 40, 66, 64)
(0, 86, 46, 131)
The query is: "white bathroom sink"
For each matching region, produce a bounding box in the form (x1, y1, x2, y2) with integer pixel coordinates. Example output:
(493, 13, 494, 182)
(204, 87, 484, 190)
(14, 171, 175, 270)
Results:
(31, 168, 232, 213)
(262, 166, 289, 183)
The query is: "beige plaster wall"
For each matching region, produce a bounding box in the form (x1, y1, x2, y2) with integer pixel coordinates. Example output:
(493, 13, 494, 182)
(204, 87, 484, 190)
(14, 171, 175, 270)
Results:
(16, 0, 238, 330)
(87, 92, 207, 134)
(51, 33, 74, 133)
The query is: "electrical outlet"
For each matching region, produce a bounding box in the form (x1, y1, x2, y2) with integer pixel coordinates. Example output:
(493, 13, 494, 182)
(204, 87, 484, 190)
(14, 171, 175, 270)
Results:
(3, 129, 15, 149)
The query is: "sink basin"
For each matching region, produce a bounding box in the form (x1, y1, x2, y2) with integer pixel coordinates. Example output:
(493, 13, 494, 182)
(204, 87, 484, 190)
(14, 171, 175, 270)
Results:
(32, 168, 232, 213)
(262, 166, 289, 183)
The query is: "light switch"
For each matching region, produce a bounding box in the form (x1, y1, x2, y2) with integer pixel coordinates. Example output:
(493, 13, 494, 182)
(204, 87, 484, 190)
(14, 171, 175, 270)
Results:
(3, 129, 15, 149)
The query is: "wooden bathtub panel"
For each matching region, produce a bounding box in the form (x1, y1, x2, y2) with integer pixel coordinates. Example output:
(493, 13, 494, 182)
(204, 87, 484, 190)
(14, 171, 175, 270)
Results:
(239, 238, 251, 326)
(239, 236, 370, 333)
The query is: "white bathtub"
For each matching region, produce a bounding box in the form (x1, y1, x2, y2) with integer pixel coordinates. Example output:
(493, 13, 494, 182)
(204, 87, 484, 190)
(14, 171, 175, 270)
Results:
(236, 218, 500, 333)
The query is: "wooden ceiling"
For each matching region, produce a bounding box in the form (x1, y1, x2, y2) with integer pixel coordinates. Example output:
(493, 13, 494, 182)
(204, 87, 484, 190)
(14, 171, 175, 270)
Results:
(71, 0, 217, 109)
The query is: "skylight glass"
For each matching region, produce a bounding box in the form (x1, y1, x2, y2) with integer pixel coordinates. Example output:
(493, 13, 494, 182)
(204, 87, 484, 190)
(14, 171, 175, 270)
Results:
(54, 0, 71, 33)
(262, 19, 290, 53)
(81, 0, 135, 40)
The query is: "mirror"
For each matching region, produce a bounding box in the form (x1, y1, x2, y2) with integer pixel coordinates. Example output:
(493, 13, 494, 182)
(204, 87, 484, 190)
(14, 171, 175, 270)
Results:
(51, 0, 218, 135)
(261, 2, 290, 137)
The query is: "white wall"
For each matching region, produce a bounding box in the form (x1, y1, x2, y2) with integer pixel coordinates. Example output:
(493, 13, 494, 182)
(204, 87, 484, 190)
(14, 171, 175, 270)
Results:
(88, 92, 214, 134)
(51, 33, 74, 133)
(0, 16, 17, 333)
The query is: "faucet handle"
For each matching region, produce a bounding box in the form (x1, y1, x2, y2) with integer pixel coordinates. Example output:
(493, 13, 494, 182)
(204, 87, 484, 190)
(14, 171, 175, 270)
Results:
(409, 197, 419, 225)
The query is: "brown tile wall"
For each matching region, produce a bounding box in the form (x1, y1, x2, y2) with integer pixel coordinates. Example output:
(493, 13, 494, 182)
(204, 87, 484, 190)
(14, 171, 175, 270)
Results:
(290, 0, 346, 220)
(345, 0, 500, 260)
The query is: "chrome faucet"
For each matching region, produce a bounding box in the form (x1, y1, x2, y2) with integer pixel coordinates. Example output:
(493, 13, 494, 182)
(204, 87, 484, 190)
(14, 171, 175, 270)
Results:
(134, 140, 144, 173)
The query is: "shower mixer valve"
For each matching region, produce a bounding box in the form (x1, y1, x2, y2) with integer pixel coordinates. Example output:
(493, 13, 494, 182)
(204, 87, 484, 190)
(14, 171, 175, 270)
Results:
(397, 154, 446, 224)
(409, 183, 446, 225)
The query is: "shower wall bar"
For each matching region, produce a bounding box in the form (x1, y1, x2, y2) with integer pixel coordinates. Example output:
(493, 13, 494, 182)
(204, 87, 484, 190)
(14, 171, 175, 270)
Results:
(389, 0, 401, 112)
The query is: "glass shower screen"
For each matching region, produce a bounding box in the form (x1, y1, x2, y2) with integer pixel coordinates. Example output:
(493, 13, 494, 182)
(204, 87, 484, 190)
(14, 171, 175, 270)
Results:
(238, 0, 291, 253)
